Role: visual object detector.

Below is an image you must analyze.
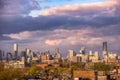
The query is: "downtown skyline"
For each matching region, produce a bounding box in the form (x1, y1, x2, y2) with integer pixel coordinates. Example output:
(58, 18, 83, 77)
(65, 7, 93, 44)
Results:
(0, 0, 120, 54)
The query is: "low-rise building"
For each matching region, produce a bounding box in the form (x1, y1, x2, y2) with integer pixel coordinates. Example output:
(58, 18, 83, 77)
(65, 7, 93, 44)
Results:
(41, 54, 53, 63)
(73, 70, 96, 80)
(4, 60, 25, 69)
(97, 71, 107, 80)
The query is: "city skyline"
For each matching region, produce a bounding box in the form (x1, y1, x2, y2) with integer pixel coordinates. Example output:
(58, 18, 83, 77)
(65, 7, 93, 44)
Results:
(0, 0, 120, 54)
(0, 42, 118, 57)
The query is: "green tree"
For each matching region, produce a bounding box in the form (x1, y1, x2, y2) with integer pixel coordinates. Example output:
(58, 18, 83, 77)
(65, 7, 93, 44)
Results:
(94, 63, 111, 71)
(60, 63, 69, 68)
(28, 65, 39, 76)
(70, 64, 78, 70)
(77, 62, 85, 70)
(0, 69, 22, 80)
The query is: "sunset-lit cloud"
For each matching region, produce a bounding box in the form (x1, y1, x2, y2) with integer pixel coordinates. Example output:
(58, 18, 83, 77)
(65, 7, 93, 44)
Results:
(2, 26, 120, 50)
(45, 39, 62, 46)
(3, 31, 33, 40)
(29, 0, 118, 17)
(0, 0, 120, 54)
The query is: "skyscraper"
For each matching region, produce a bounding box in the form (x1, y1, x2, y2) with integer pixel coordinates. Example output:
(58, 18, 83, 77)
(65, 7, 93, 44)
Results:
(21, 51, 27, 61)
(102, 42, 108, 61)
(55, 48, 61, 58)
(13, 43, 18, 59)
(103, 42, 107, 51)
(55, 48, 59, 54)
(68, 50, 76, 59)
(80, 47, 86, 54)
(54, 48, 62, 63)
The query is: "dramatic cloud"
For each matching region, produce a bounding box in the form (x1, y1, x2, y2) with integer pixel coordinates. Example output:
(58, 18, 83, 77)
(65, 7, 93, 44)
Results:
(32, 0, 119, 17)
(0, 0, 120, 55)
(1, 27, 120, 55)
(45, 39, 62, 46)
(0, 0, 41, 18)
(3, 31, 33, 40)
(2, 26, 120, 52)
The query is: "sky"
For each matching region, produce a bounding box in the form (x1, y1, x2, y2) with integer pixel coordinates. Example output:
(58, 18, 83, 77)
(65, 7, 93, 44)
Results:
(0, 0, 120, 56)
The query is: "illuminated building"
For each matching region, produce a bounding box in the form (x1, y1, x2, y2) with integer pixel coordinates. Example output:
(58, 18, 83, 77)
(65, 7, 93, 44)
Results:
(13, 43, 18, 59)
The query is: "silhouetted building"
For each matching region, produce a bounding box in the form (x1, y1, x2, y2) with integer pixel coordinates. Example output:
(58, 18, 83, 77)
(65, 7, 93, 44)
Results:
(102, 42, 109, 62)
(6, 52, 12, 61)
(0, 50, 2, 61)
(103, 42, 107, 52)
(21, 51, 27, 61)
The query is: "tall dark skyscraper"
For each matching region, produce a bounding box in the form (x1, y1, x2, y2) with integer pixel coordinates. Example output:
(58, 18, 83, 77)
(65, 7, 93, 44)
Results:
(103, 42, 107, 51)
(102, 42, 108, 60)
(21, 51, 27, 60)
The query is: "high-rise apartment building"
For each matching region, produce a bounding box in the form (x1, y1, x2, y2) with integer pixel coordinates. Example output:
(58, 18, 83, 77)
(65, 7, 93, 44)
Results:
(55, 48, 59, 54)
(54, 48, 62, 63)
(80, 47, 86, 54)
(89, 50, 93, 56)
(55, 48, 61, 58)
(21, 51, 27, 61)
(26, 49, 31, 57)
(68, 50, 76, 62)
(89, 51, 99, 63)
(6, 52, 12, 61)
